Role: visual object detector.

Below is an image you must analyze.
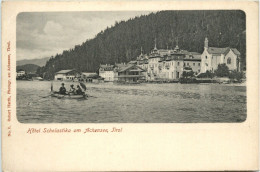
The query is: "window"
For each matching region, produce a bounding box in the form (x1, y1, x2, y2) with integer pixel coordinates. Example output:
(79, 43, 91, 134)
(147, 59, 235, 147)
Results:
(198, 63, 200, 66)
(178, 62, 180, 66)
(193, 63, 195, 66)
(187, 63, 189, 66)
(205, 56, 207, 59)
(227, 57, 231, 64)
(184, 63, 186, 66)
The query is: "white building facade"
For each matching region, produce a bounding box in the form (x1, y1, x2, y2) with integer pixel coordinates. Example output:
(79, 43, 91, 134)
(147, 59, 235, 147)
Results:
(99, 65, 116, 81)
(16, 70, 26, 77)
(136, 44, 189, 81)
(201, 37, 241, 73)
(54, 69, 79, 81)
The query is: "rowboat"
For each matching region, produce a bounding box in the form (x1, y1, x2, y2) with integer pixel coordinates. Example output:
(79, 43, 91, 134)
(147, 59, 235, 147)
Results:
(50, 82, 88, 99)
(51, 92, 86, 99)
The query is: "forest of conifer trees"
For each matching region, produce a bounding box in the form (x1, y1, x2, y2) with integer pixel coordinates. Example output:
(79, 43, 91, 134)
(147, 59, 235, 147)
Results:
(37, 10, 246, 79)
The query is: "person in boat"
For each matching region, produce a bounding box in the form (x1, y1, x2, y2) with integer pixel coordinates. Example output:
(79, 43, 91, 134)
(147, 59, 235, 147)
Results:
(59, 83, 67, 95)
(76, 85, 83, 95)
(69, 84, 76, 95)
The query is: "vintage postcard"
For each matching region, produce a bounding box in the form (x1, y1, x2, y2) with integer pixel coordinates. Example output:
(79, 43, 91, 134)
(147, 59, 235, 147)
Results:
(1, 1, 259, 171)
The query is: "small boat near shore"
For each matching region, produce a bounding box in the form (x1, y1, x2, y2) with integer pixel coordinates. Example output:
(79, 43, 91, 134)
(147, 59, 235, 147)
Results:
(51, 92, 86, 99)
(50, 82, 88, 99)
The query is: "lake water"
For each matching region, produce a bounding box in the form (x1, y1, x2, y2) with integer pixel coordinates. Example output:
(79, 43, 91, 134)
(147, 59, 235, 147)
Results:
(17, 81, 246, 123)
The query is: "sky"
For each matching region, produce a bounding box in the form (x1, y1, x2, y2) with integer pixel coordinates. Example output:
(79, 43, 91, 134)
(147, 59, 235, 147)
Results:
(16, 11, 151, 61)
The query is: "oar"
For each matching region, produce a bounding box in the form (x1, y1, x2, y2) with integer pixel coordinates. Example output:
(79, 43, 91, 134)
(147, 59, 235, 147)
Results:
(51, 82, 53, 92)
(79, 82, 87, 91)
(88, 95, 97, 98)
(40, 82, 53, 98)
(78, 83, 97, 98)
(40, 90, 53, 98)
(79, 82, 91, 98)
(58, 92, 69, 99)
(40, 95, 51, 98)
(57, 95, 65, 99)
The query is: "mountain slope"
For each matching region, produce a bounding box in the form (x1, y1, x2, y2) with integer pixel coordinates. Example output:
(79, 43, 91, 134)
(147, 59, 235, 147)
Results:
(37, 10, 246, 79)
(17, 64, 40, 74)
(17, 57, 50, 67)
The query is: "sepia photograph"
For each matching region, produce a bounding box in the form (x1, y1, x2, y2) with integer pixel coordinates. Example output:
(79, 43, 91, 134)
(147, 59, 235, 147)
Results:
(2, 1, 259, 171)
(16, 10, 246, 123)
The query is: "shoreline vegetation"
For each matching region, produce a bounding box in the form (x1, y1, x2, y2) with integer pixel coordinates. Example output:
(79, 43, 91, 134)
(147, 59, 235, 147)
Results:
(17, 62, 246, 85)
(17, 78, 246, 86)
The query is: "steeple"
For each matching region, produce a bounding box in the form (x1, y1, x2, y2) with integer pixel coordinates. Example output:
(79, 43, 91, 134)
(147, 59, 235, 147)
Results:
(174, 45, 179, 52)
(154, 38, 157, 50)
(173, 37, 179, 52)
(204, 37, 208, 49)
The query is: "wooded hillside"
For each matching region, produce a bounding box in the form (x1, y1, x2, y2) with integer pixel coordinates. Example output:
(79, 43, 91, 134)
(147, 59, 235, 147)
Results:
(37, 10, 246, 79)
(17, 64, 40, 74)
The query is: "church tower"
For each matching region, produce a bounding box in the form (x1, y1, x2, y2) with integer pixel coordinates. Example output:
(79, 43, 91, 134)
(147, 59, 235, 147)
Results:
(137, 46, 144, 61)
(151, 38, 158, 54)
(204, 37, 209, 49)
(173, 37, 179, 52)
(154, 38, 157, 50)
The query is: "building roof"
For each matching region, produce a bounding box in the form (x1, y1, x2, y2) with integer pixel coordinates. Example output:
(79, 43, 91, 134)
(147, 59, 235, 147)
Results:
(184, 52, 201, 61)
(118, 64, 145, 73)
(148, 46, 203, 63)
(230, 48, 241, 55)
(100, 64, 114, 68)
(157, 49, 170, 55)
(82, 72, 97, 77)
(208, 47, 229, 55)
(129, 69, 144, 72)
(17, 69, 25, 72)
(86, 74, 99, 78)
(128, 61, 137, 64)
(181, 50, 190, 54)
(207, 47, 240, 56)
(115, 63, 127, 67)
(188, 52, 201, 55)
(149, 53, 161, 58)
(118, 65, 134, 72)
(99, 64, 114, 71)
(56, 69, 76, 74)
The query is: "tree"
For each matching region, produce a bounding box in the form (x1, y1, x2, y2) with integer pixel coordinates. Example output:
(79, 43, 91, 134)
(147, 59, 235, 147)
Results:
(197, 70, 214, 78)
(181, 71, 194, 78)
(215, 64, 230, 77)
(36, 11, 246, 80)
(229, 70, 244, 82)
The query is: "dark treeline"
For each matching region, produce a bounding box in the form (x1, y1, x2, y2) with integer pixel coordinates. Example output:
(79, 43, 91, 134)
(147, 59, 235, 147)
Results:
(37, 10, 246, 79)
(17, 64, 40, 74)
